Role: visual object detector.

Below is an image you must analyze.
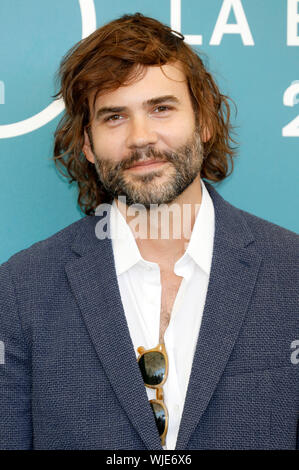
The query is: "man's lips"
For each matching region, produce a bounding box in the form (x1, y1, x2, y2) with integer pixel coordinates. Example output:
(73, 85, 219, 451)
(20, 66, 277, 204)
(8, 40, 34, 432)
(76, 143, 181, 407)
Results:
(127, 160, 166, 170)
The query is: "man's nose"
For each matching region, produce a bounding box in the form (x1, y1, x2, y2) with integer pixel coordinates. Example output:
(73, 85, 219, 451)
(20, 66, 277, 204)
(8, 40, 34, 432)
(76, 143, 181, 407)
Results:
(125, 116, 158, 149)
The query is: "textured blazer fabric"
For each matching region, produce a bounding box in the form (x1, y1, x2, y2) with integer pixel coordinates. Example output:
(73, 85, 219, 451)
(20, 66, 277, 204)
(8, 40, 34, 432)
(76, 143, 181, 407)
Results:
(0, 183, 298, 449)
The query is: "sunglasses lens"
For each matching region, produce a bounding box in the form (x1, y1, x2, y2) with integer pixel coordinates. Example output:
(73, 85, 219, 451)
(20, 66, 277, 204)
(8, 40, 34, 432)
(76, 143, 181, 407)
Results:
(150, 402, 166, 436)
(138, 351, 165, 385)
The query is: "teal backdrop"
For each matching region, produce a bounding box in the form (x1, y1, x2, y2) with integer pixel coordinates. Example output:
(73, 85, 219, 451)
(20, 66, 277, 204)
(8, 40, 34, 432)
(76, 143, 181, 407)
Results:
(0, 0, 298, 263)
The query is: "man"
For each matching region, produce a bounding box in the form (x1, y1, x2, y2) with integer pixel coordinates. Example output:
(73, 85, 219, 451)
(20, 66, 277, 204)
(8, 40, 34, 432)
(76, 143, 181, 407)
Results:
(0, 13, 298, 450)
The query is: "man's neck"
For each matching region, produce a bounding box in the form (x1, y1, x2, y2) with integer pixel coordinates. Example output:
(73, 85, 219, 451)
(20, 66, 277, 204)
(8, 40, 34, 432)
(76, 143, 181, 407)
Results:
(115, 175, 202, 270)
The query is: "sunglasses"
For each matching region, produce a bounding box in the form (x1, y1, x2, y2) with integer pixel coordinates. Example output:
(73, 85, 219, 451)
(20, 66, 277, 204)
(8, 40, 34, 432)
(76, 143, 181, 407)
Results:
(137, 343, 169, 446)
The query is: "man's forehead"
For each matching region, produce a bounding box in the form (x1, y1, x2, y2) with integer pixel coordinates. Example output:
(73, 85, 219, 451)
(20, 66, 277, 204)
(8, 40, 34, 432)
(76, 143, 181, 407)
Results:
(89, 61, 187, 112)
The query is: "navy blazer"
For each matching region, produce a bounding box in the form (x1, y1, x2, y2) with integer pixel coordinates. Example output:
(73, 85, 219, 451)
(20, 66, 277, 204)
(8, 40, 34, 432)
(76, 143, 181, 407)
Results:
(0, 183, 298, 450)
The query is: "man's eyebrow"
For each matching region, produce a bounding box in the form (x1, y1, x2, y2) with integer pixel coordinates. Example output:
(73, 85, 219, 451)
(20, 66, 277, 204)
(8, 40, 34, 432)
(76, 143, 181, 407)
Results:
(145, 95, 180, 107)
(95, 95, 180, 120)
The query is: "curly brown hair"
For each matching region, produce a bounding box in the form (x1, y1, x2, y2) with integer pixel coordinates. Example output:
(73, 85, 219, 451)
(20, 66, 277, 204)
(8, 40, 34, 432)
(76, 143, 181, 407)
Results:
(53, 12, 237, 215)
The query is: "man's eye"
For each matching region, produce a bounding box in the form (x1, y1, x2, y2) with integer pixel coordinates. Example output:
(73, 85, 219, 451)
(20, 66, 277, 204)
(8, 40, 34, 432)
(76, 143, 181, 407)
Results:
(105, 114, 122, 122)
(154, 106, 170, 113)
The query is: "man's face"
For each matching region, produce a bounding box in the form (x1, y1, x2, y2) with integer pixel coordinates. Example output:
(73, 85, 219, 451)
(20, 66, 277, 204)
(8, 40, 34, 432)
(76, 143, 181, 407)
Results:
(83, 62, 206, 207)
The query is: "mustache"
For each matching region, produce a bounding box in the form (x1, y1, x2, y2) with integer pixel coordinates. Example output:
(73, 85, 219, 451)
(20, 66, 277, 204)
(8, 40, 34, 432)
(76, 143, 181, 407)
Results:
(115, 147, 178, 171)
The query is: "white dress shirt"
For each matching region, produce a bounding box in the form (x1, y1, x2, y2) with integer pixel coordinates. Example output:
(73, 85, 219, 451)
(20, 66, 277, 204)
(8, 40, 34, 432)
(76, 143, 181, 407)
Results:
(110, 179, 215, 449)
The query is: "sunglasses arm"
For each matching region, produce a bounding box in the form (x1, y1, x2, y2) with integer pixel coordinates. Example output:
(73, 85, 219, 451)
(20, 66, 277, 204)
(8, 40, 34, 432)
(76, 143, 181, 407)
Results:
(137, 346, 146, 356)
(156, 387, 164, 401)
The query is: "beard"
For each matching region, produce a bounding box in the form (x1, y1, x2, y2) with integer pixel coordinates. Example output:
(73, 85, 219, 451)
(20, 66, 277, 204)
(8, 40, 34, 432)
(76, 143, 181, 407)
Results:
(91, 128, 204, 208)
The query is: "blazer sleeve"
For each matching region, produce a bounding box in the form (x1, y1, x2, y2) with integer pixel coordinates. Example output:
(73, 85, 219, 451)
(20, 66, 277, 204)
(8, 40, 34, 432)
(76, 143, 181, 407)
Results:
(0, 263, 33, 449)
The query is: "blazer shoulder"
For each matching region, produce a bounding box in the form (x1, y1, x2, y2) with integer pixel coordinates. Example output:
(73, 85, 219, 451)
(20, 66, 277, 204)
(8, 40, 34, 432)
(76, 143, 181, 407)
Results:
(1, 216, 95, 274)
(236, 206, 299, 256)
(205, 181, 298, 257)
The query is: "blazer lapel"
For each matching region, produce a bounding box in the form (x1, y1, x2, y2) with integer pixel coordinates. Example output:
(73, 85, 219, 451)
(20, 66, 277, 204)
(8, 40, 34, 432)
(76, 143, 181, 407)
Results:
(65, 213, 162, 450)
(175, 184, 262, 449)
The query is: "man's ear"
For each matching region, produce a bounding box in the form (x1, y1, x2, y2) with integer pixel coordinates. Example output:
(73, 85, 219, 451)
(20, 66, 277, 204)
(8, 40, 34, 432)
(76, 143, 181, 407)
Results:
(83, 128, 95, 164)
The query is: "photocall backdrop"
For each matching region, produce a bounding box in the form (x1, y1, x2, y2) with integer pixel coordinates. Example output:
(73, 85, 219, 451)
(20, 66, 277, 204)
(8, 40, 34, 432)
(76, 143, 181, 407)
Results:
(0, 0, 298, 264)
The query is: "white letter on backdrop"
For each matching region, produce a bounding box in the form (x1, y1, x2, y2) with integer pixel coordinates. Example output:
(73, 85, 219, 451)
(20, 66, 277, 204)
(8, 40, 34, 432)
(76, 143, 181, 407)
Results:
(170, 0, 203, 45)
(210, 0, 254, 46)
(0, 81, 4, 105)
(287, 0, 299, 45)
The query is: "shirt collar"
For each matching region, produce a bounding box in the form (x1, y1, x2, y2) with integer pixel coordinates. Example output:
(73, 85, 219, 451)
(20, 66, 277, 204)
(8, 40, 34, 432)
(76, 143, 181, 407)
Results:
(110, 179, 215, 276)
(182, 179, 215, 275)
